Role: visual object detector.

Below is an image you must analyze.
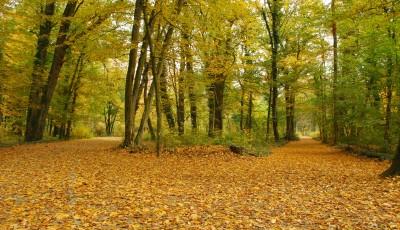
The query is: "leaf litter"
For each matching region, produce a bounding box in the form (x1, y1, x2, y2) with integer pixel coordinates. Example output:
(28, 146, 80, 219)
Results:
(0, 138, 399, 229)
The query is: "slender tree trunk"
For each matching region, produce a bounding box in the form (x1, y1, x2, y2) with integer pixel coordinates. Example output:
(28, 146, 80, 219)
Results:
(177, 50, 185, 135)
(240, 83, 245, 131)
(246, 91, 253, 130)
(266, 86, 272, 141)
(160, 65, 176, 129)
(25, 1, 55, 141)
(66, 55, 84, 139)
(186, 49, 197, 132)
(123, 0, 144, 147)
(285, 84, 296, 140)
(384, 61, 393, 150)
(271, 0, 280, 143)
(384, 7, 396, 151)
(145, 0, 185, 155)
(134, 81, 155, 146)
(61, 54, 84, 140)
(332, 0, 339, 145)
(208, 82, 216, 137)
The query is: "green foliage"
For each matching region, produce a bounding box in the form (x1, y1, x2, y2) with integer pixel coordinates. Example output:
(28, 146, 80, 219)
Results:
(72, 124, 93, 139)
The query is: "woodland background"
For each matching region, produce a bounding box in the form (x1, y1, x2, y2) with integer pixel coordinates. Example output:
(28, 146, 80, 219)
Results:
(0, 0, 399, 166)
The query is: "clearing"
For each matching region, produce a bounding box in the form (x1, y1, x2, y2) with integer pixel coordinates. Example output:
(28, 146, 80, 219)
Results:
(0, 138, 399, 229)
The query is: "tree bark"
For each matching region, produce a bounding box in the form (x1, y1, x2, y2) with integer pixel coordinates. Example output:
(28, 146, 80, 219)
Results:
(25, 0, 79, 142)
(266, 86, 272, 141)
(383, 6, 396, 151)
(332, 0, 339, 145)
(382, 136, 400, 177)
(208, 77, 225, 137)
(185, 40, 197, 132)
(240, 82, 244, 131)
(246, 91, 253, 130)
(285, 85, 295, 140)
(271, 0, 280, 143)
(134, 80, 155, 146)
(123, 0, 144, 147)
(160, 65, 176, 129)
(25, 0, 55, 141)
(177, 48, 185, 135)
(145, 0, 185, 155)
(262, 0, 281, 143)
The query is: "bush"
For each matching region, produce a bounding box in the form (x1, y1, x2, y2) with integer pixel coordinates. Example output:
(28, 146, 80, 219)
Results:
(94, 122, 105, 136)
(72, 125, 93, 139)
(162, 131, 270, 156)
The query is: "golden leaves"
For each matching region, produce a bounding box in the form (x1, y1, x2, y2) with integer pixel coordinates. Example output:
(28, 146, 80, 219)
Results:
(0, 138, 399, 228)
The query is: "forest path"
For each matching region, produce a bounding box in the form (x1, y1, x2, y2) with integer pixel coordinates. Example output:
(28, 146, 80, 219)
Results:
(0, 138, 399, 229)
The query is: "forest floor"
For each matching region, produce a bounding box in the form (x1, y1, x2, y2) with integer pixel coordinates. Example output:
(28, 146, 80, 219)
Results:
(0, 138, 399, 229)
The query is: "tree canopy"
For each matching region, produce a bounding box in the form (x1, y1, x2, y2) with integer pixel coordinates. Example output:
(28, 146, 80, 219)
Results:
(0, 0, 399, 175)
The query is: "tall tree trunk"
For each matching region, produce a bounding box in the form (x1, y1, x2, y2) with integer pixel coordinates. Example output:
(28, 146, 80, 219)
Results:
(384, 5, 396, 151)
(240, 83, 245, 131)
(208, 78, 225, 137)
(25, 0, 79, 142)
(160, 65, 176, 129)
(271, 0, 280, 143)
(332, 0, 339, 145)
(320, 75, 328, 143)
(66, 55, 84, 139)
(384, 60, 393, 151)
(266, 86, 272, 141)
(61, 53, 84, 140)
(145, 0, 185, 155)
(25, 1, 55, 142)
(123, 0, 144, 147)
(177, 49, 185, 135)
(186, 46, 197, 132)
(246, 91, 253, 130)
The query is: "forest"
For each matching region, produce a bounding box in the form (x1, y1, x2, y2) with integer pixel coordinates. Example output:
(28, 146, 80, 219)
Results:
(0, 0, 400, 228)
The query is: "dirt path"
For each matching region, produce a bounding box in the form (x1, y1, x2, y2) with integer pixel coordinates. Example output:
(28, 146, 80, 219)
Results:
(0, 138, 399, 229)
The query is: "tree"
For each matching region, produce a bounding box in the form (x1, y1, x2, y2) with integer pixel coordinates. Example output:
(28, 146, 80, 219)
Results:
(262, 0, 281, 143)
(123, 0, 144, 147)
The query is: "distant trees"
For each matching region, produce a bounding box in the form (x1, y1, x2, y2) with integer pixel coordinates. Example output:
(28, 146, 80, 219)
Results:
(1, 0, 400, 176)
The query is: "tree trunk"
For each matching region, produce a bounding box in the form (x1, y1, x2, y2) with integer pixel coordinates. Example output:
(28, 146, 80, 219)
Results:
(25, 0, 55, 142)
(177, 49, 185, 135)
(384, 7, 396, 151)
(382, 136, 400, 177)
(185, 43, 197, 132)
(384, 60, 393, 151)
(26, 0, 79, 142)
(267, 0, 281, 143)
(246, 91, 253, 130)
(266, 86, 272, 141)
(285, 84, 296, 140)
(145, 0, 185, 155)
(332, 0, 339, 145)
(123, 0, 144, 147)
(134, 81, 155, 146)
(160, 65, 176, 129)
(240, 83, 244, 131)
(208, 78, 225, 137)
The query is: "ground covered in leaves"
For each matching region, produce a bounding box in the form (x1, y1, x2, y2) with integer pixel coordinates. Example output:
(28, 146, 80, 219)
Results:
(0, 138, 399, 229)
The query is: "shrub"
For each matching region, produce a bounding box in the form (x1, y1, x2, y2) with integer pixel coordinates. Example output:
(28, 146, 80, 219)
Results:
(72, 125, 93, 139)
